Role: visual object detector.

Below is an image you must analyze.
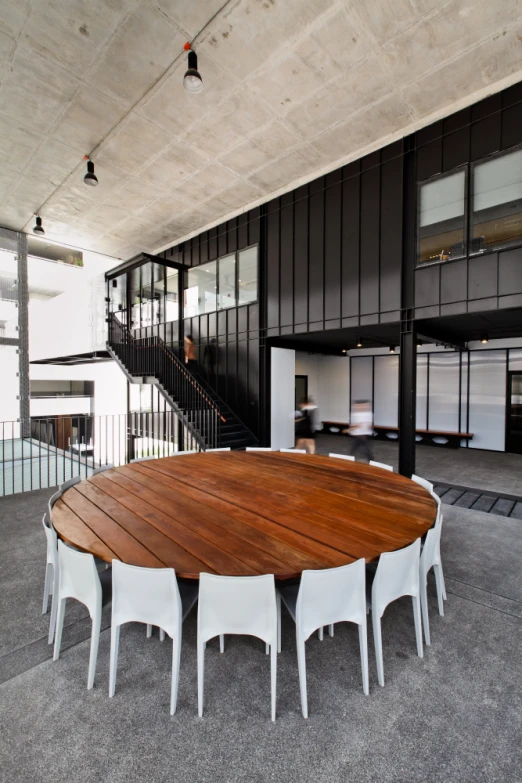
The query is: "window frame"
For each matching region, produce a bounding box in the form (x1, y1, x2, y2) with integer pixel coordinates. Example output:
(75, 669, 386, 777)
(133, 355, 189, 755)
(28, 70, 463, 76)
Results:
(416, 164, 468, 268)
(469, 142, 522, 257)
(183, 243, 258, 318)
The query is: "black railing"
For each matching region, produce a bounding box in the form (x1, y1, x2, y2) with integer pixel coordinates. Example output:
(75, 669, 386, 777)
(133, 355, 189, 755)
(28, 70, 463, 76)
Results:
(109, 313, 224, 449)
(0, 411, 193, 497)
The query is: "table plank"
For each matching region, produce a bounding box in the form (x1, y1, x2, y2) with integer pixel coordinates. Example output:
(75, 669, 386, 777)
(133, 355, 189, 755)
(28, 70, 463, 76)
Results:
(52, 499, 116, 562)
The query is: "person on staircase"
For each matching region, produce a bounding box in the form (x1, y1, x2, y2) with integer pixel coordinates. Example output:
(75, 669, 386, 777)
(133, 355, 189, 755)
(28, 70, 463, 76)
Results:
(184, 334, 198, 372)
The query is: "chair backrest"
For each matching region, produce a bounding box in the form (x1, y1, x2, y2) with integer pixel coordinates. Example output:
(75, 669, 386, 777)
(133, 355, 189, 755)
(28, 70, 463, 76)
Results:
(411, 474, 434, 493)
(420, 523, 442, 580)
(48, 488, 62, 518)
(59, 476, 81, 491)
(369, 461, 393, 471)
(434, 494, 442, 526)
(246, 447, 273, 451)
(130, 456, 158, 463)
(42, 514, 58, 568)
(328, 453, 355, 461)
(372, 538, 421, 618)
(198, 573, 277, 645)
(206, 447, 231, 452)
(57, 540, 102, 618)
(297, 559, 366, 640)
(111, 560, 181, 637)
(91, 464, 114, 476)
(173, 450, 198, 456)
(280, 448, 306, 453)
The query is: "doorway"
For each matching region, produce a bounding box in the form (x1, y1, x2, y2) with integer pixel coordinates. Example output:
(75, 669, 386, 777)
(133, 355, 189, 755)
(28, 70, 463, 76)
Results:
(506, 372, 522, 454)
(295, 375, 308, 410)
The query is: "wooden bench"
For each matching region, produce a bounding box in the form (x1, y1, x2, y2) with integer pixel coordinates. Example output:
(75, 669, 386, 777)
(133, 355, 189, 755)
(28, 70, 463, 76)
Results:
(321, 421, 473, 449)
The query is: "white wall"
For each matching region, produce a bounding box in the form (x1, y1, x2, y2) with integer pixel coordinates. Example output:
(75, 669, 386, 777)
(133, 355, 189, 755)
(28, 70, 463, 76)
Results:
(318, 356, 350, 422)
(271, 347, 295, 449)
(468, 350, 507, 451)
(30, 361, 127, 419)
(30, 397, 92, 418)
(0, 346, 21, 424)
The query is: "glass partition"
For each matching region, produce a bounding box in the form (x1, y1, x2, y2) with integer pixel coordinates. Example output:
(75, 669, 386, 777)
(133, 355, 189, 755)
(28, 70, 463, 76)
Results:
(218, 254, 236, 310)
(184, 261, 217, 317)
(471, 147, 522, 252)
(238, 246, 258, 304)
(418, 170, 466, 264)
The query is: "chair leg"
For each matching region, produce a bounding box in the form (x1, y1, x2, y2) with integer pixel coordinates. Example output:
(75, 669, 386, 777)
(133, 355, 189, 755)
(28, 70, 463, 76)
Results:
(170, 633, 182, 716)
(434, 564, 445, 615)
(219, 634, 225, 653)
(42, 562, 52, 614)
(270, 639, 277, 722)
(160, 628, 165, 642)
(87, 613, 101, 690)
(420, 577, 431, 646)
(412, 595, 424, 658)
(53, 598, 66, 662)
(318, 627, 324, 641)
(440, 562, 447, 601)
(329, 624, 334, 637)
(146, 624, 152, 638)
(277, 592, 281, 654)
(358, 622, 369, 696)
(296, 633, 308, 718)
(265, 642, 269, 655)
(197, 640, 205, 717)
(48, 566, 59, 645)
(109, 624, 120, 698)
(372, 610, 385, 687)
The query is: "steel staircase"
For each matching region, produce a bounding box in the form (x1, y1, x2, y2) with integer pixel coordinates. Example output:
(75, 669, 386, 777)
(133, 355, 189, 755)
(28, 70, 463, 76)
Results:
(107, 313, 258, 451)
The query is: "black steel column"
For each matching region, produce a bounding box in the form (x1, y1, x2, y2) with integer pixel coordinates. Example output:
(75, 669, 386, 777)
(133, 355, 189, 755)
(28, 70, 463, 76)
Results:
(398, 137, 417, 477)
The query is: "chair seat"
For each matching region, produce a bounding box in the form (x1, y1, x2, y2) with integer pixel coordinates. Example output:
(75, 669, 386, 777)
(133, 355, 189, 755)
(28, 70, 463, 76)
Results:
(278, 584, 299, 621)
(99, 568, 113, 607)
(179, 581, 199, 621)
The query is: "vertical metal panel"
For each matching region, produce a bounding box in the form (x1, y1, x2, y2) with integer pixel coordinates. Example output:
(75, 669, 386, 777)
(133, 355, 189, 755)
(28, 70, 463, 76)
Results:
(471, 114, 501, 161)
(227, 217, 238, 253)
(468, 255, 498, 300)
(324, 172, 342, 321)
(501, 101, 522, 150)
(442, 127, 470, 171)
(460, 351, 469, 442)
(469, 350, 506, 450)
(248, 207, 261, 246)
(416, 136, 443, 180)
(498, 248, 522, 296)
(509, 348, 522, 371)
(341, 161, 360, 319)
(441, 260, 467, 303)
(428, 353, 460, 432)
(359, 165, 380, 315)
(416, 354, 428, 429)
(379, 155, 403, 313)
(266, 201, 280, 329)
(293, 185, 308, 327)
(374, 355, 399, 426)
(208, 226, 218, 260)
(350, 356, 373, 406)
(218, 226, 227, 258)
(279, 193, 294, 328)
(308, 179, 324, 323)
(199, 231, 208, 264)
(238, 213, 248, 249)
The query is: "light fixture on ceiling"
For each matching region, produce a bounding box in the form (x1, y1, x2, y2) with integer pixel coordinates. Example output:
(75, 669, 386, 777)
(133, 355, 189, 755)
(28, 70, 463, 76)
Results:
(356, 337, 362, 348)
(342, 348, 347, 354)
(83, 156, 98, 187)
(183, 43, 203, 93)
(480, 335, 489, 344)
(417, 339, 423, 347)
(33, 215, 45, 235)
(389, 345, 396, 354)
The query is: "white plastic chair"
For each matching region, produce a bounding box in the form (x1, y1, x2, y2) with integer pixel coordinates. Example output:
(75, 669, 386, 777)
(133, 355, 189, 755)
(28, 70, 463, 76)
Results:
(206, 447, 231, 452)
(279, 559, 369, 718)
(48, 488, 63, 519)
(197, 573, 278, 721)
(173, 450, 199, 456)
(109, 561, 198, 715)
(328, 453, 355, 461)
(419, 522, 446, 645)
(280, 448, 306, 454)
(368, 538, 423, 687)
(130, 455, 158, 463)
(412, 474, 434, 493)
(246, 447, 273, 451)
(92, 463, 114, 475)
(59, 476, 81, 491)
(369, 461, 393, 471)
(53, 541, 112, 689)
(41, 514, 59, 645)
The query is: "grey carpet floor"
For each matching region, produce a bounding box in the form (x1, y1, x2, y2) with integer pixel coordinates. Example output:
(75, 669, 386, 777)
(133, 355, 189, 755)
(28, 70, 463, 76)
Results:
(1, 488, 521, 783)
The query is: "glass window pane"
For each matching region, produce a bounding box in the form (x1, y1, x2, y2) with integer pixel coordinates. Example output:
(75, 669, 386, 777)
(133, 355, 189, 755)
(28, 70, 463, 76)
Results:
(184, 261, 216, 317)
(165, 268, 178, 322)
(238, 246, 258, 304)
(472, 148, 522, 252)
(418, 171, 466, 264)
(218, 254, 236, 309)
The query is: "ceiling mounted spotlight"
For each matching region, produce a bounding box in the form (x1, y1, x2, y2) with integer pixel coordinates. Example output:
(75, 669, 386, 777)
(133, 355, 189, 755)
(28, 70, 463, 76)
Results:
(183, 43, 203, 93)
(480, 335, 489, 344)
(83, 156, 98, 187)
(389, 345, 396, 354)
(356, 337, 362, 348)
(342, 348, 347, 354)
(417, 340, 423, 347)
(33, 215, 45, 235)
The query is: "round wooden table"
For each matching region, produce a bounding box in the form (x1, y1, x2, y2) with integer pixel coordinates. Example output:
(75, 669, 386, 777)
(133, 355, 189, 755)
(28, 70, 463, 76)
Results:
(51, 451, 437, 580)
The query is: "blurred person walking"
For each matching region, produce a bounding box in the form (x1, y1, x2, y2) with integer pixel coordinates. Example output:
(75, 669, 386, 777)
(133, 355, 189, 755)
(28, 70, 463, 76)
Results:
(344, 400, 374, 461)
(295, 398, 318, 454)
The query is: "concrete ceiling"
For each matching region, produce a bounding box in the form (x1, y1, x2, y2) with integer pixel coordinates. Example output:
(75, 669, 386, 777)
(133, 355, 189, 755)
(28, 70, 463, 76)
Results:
(1, 0, 522, 262)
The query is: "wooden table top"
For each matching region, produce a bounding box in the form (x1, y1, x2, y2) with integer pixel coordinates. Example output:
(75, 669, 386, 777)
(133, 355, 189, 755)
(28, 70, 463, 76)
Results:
(51, 452, 437, 580)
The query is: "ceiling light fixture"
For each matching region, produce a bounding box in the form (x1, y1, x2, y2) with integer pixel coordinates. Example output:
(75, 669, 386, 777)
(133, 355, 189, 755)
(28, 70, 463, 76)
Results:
(33, 215, 45, 235)
(83, 156, 98, 187)
(356, 337, 362, 348)
(389, 345, 395, 354)
(183, 43, 203, 93)
(342, 348, 347, 354)
(480, 335, 489, 344)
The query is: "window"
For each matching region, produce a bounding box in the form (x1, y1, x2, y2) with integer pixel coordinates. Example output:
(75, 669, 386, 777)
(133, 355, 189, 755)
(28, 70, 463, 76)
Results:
(218, 254, 236, 310)
(472, 147, 522, 252)
(418, 170, 466, 264)
(238, 246, 258, 304)
(165, 268, 178, 322)
(184, 261, 217, 317)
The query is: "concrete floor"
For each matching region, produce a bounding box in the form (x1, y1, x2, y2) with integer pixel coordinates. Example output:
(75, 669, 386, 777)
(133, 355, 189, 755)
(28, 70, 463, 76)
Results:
(316, 435, 522, 497)
(1, 481, 521, 783)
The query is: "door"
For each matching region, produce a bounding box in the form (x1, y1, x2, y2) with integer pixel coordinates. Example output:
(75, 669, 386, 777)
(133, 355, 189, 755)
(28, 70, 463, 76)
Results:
(295, 375, 308, 410)
(506, 372, 522, 454)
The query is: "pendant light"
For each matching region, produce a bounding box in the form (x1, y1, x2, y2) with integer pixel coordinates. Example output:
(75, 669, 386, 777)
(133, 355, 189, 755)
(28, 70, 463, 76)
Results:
(33, 215, 45, 235)
(183, 43, 203, 93)
(83, 156, 98, 187)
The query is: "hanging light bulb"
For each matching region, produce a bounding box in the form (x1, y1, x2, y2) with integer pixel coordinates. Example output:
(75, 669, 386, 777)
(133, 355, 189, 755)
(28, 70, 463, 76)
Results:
(183, 43, 203, 93)
(33, 215, 45, 235)
(83, 156, 98, 187)
(389, 346, 396, 354)
(356, 337, 362, 348)
(480, 335, 489, 344)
